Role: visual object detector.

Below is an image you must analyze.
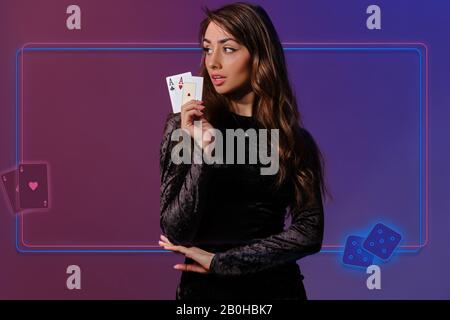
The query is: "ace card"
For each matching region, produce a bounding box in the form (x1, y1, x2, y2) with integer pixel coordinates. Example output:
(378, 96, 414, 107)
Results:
(181, 82, 197, 105)
(1, 169, 20, 212)
(183, 76, 203, 103)
(166, 71, 192, 113)
(18, 163, 49, 209)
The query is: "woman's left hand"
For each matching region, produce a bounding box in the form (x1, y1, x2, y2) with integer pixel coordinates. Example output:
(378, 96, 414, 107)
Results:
(159, 234, 215, 274)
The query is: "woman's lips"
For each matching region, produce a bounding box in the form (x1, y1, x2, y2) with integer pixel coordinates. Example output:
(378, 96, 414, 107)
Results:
(211, 76, 226, 86)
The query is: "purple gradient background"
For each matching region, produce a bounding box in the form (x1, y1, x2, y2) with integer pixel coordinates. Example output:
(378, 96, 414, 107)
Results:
(0, 0, 449, 299)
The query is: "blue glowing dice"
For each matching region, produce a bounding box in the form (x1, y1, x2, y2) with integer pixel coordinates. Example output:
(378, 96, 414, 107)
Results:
(363, 223, 402, 260)
(343, 235, 374, 267)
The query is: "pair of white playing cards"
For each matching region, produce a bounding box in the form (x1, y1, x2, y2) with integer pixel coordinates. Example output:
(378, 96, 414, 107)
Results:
(165, 72, 203, 113)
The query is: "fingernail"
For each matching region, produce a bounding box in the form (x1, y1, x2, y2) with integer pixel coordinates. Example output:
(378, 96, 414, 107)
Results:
(173, 265, 179, 269)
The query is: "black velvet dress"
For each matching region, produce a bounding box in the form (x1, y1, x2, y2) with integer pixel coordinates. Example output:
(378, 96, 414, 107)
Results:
(159, 111, 324, 300)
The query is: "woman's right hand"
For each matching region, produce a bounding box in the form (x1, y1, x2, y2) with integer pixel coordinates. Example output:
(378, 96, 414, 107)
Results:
(180, 100, 214, 150)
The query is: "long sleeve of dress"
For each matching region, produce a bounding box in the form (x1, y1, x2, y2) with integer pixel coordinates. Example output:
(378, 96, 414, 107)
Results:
(208, 185, 324, 277)
(159, 112, 212, 246)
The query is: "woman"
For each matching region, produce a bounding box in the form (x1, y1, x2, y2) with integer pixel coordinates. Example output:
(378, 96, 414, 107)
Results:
(159, 2, 326, 300)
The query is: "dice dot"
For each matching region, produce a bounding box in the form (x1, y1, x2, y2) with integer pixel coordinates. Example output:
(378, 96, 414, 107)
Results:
(348, 255, 354, 260)
(378, 229, 383, 234)
(352, 241, 357, 246)
(356, 249, 362, 254)
(379, 238, 385, 244)
(390, 236, 396, 241)
(369, 241, 375, 247)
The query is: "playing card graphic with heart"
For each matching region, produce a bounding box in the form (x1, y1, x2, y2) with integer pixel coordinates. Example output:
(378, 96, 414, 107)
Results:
(18, 163, 49, 209)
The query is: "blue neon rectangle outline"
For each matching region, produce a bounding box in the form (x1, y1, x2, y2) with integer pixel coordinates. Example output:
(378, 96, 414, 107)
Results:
(14, 46, 425, 254)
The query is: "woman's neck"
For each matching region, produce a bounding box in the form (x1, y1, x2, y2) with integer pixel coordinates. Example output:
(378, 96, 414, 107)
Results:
(227, 86, 255, 117)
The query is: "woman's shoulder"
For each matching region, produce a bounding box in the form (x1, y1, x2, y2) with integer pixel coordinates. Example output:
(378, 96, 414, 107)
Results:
(295, 126, 322, 160)
(162, 112, 181, 135)
(296, 126, 316, 144)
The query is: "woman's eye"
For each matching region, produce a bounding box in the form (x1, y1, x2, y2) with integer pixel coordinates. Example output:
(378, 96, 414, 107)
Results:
(202, 47, 213, 54)
(202, 47, 235, 54)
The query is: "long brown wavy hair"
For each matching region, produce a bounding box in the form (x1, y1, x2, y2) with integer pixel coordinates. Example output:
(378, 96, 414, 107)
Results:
(198, 2, 327, 211)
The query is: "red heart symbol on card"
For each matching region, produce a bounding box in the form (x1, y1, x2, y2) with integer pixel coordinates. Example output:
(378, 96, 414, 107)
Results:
(28, 181, 38, 191)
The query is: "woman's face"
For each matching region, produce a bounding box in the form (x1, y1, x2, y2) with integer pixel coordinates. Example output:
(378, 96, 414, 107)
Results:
(203, 22, 252, 95)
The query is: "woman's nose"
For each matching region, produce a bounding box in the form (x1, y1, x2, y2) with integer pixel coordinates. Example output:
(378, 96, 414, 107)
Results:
(208, 50, 222, 69)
